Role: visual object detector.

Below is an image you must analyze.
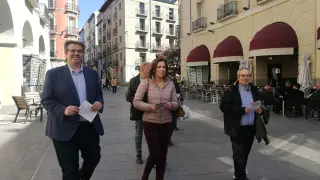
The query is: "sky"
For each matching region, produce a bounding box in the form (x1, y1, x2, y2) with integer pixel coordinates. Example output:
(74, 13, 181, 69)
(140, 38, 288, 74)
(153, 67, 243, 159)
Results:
(78, 0, 178, 28)
(78, 0, 104, 29)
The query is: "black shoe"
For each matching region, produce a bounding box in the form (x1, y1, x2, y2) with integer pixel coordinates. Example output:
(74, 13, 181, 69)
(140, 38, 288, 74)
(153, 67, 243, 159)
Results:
(174, 127, 179, 131)
(136, 156, 143, 164)
(234, 177, 250, 180)
(168, 140, 174, 147)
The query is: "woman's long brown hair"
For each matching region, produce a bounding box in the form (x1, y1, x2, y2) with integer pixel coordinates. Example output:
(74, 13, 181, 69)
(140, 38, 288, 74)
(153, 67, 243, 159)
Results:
(148, 58, 169, 78)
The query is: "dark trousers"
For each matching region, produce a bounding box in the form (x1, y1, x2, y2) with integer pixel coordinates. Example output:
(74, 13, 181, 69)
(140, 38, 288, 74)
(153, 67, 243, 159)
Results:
(142, 122, 172, 180)
(112, 86, 117, 93)
(169, 112, 177, 141)
(171, 112, 178, 130)
(103, 84, 110, 91)
(135, 120, 144, 157)
(230, 126, 255, 180)
(52, 123, 101, 180)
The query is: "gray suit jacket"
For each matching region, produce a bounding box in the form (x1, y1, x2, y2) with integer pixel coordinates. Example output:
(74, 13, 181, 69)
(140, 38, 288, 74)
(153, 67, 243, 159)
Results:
(41, 65, 104, 141)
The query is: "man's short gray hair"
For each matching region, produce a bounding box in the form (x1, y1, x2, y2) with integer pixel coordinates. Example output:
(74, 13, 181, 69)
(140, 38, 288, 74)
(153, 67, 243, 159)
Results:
(138, 62, 150, 71)
(140, 62, 150, 66)
(237, 67, 251, 76)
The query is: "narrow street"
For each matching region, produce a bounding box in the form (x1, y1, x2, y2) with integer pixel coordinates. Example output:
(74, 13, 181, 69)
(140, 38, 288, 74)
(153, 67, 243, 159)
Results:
(1, 88, 320, 180)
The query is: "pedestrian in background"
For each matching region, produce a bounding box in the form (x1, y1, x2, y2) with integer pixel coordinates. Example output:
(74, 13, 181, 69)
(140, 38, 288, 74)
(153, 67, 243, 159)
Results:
(125, 62, 150, 164)
(133, 58, 178, 180)
(111, 77, 117, 94)
(168, 77, 181, 146)
(102, 77, 107, 90)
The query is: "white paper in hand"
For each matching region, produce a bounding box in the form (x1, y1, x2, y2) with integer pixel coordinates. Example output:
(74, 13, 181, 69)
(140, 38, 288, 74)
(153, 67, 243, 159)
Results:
(250, 101, 261, 110)
(79, 100, 97, 122)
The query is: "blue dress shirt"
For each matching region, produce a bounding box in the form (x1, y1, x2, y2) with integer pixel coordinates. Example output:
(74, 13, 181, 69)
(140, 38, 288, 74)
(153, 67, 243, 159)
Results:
(238, 84, 255, 126)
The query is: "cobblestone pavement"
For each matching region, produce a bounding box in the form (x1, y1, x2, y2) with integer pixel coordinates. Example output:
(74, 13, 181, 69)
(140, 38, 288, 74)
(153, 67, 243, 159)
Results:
(1, 88, 320, 180)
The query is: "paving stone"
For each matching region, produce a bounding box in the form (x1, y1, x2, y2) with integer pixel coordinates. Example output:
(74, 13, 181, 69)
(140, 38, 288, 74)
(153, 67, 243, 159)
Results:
(2, 88, 320, 180)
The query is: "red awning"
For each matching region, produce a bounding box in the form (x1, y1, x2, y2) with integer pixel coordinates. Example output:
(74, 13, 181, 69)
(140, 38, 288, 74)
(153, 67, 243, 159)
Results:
(213, 36, 243, 63)
(317, 27, 320, 49)
(186, 45, 210, 66)
(249, 22, 298, 57)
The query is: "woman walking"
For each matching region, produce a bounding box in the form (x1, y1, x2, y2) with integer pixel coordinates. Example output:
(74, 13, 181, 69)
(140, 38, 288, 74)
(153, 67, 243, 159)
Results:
(133, 58, 178, 180)
(111, 77, 117, 93)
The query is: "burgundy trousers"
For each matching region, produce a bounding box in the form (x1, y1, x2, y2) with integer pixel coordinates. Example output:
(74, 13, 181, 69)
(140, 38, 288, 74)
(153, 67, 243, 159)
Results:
(141, 121, 172, 180)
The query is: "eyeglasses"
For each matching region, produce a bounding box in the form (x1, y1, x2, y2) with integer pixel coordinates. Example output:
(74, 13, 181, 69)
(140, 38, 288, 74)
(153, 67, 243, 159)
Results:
(67, 49, 84, 54)
(239, 74, 251, 77)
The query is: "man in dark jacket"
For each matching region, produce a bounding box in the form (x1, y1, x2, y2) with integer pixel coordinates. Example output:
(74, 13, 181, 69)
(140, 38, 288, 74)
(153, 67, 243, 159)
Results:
(125, 62, 150, 164)
(220, 67, 263, 180)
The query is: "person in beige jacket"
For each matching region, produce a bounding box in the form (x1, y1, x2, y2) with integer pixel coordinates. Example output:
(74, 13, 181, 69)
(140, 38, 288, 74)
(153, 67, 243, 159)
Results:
(133, 58, 178, 180)
(111, 77, 117, 94)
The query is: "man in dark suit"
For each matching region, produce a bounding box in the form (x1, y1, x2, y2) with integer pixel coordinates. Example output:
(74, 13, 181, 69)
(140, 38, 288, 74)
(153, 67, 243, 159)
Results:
(220, 68, 263, 180)
(125, 62, 150, 164)
(41, 40, 104, 180)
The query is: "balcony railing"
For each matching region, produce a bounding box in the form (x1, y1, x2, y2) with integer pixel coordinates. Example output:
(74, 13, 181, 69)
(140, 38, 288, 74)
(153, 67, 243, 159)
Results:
(103, 49, 107, 56)
(166, 29, 176, 37)
(112, 43, 118, 50)
(112, 60, 119, 67)
(113, 12, 117, 20)
(136, 9, 147, 16)
(50, 51, 57, 57)
(192, 17, 207, 32)
(152, 28, 164, 35)
(65, 3, 80, 14)
(137, 58, 146, 64)
(217, 1, 238, 21)
(39, 4, 49, 24)
(152, 11, 163, 19)
(27, 0, 39, 9)
(107, 47, 112, 54)
(66, 27, 79, 36)
(135, 42, 149, 49)
(112, 28, 118, 36)
(165, 44, 177, 50)
(48, 0, 55, 9)
(50, 25, 57, 34)
(135, 24, 148, 33)
(107, 33, 111, 40)
(166, 14, 176, 22)
(152, 44, 163, 51)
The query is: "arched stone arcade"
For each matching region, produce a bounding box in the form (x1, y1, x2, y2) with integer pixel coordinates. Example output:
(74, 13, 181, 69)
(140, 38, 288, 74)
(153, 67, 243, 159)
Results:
(0, 0, 15, 46)
(22, 20, 34, 53)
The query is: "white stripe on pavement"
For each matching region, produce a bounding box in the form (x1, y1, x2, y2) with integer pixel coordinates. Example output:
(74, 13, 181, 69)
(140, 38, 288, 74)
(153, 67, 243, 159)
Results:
(189, 111, 320, 166)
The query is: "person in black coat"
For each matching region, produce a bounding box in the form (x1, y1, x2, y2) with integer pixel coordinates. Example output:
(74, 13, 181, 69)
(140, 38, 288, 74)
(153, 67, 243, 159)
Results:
(220, 68, 263, 180)
(168, 77, 181, 147)
(286, 83, 304, 118)
(125, 62, 150, 164)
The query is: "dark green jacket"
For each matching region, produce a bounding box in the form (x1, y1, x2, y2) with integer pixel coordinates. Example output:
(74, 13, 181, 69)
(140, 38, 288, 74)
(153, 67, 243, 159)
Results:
(125, 74, 144, 120)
